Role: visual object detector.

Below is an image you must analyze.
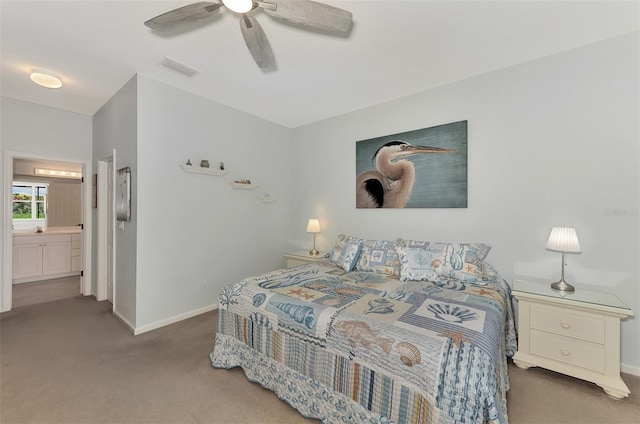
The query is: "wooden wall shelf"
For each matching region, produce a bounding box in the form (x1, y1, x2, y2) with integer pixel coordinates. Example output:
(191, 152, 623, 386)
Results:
(180, 165, 228, 176)
(231, 183, 259, 190)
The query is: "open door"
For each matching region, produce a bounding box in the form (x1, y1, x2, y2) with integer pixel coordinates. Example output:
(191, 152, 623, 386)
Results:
(97, 152, 115, 304)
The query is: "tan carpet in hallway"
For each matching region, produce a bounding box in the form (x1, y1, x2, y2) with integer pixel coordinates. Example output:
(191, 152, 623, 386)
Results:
(1, 296, 638, 423)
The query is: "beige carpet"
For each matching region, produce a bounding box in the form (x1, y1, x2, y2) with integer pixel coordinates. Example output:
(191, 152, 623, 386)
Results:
(1, 296, 638, 424)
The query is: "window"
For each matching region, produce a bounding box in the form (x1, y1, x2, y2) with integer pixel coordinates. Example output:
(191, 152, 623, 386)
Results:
(12, 182, 47, 220)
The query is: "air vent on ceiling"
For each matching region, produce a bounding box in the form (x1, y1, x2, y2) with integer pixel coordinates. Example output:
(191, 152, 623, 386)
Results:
(160, 57, 200, 77)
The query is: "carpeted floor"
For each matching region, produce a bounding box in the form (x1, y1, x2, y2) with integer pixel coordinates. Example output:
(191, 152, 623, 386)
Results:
(11, 276, 80, 308)
(1, 295, 638, 423)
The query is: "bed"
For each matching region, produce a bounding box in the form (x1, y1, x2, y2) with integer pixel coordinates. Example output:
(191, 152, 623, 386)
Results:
(210, 236, 517, 423)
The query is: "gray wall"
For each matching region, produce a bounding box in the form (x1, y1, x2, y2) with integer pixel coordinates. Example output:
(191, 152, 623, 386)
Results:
(134, 76, 293, 329)
(92, 77, 138, 327)
(289, 33, 639, 370)
(0, 97, 92, 310)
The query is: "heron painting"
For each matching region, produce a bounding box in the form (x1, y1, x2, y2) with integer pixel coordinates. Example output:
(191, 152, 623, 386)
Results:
(356, 121, 467, 208)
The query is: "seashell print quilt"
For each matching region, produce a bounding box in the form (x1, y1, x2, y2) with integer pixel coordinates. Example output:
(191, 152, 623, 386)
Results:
(211, 261, 517, 424)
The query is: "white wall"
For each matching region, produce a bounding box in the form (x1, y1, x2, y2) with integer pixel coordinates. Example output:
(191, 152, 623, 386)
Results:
(92, 77, 138, 327)
(0, 97, 92, 310)
(134, 76, 293, 329)
(290, 33, 639, 370)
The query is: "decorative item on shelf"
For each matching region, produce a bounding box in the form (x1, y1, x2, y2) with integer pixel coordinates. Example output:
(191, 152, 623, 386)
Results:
(219, 162, 225, 171)
(546, 226, 581, 292)
(200, 160, 210, 168)
(260, 192, 275, 203)
(180, 164, 228, 175)
(231, 179, 259, 189)
(185, 159, 192, 166)
(306, 218, 321, 256)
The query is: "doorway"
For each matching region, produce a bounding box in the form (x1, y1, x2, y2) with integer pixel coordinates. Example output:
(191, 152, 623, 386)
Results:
(97, 152, 115, 304)
(2, 151, 92, 312)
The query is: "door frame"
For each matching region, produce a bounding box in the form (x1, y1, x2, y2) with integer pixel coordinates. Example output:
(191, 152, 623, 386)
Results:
(2, 150, 92, 312)
(96, 150, 116, 304)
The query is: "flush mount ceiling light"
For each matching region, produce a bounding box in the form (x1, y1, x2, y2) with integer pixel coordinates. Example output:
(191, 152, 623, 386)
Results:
(34, 168, 81, 179)
(29, 70, 62, 89)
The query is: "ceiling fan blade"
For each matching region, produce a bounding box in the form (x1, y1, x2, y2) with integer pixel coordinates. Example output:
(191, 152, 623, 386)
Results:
(144, 1, 222, 31)
(239, 15, 275, 69)
(261, 0, 352, 33)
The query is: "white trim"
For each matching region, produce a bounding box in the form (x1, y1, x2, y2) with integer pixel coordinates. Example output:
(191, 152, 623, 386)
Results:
(113, 308, 136, 334)
(621, 363, 640, 377)
(133, 304, 218, 335)
(2, 153, 13, 312)
(2, 151, 92, 311)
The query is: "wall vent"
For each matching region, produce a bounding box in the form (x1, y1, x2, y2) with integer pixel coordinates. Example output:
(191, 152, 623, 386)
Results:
(160, 57, 200, 77)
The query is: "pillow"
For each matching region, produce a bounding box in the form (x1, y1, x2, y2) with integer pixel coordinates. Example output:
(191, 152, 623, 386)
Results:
(402, 240, 491, 282)
(355, 239, 400, 277)
(328, 234, 364, 270)
(334, 239, 363, 271)
(396, 245, 438, 282)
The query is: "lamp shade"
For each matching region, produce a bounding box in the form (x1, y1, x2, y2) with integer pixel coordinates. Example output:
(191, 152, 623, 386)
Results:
(306, 219, 320, 234)
(546, 226, 581, 253)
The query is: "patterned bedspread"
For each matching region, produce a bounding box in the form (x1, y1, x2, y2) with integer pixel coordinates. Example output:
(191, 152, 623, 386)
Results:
(211, 261, 517, 424)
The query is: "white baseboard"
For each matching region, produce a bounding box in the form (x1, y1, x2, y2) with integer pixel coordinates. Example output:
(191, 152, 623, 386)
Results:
(113, 309, 136, 334)
(621, 363, 640, 376)
(133, 303, 218, 335)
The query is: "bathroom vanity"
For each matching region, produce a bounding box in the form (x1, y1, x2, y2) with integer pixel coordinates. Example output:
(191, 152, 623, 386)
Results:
(12, 228, 81, 283)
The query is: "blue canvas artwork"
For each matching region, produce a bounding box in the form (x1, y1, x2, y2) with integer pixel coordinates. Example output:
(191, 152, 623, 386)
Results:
(356, 120, 468, 208)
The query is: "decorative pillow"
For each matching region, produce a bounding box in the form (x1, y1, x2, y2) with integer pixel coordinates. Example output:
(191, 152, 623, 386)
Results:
(328, 234, 363, 267)
(334, 239, 363, 272)
(402, 240, 491, 282)
(355, 239, 400, 277)
(395, 245, 438, 282)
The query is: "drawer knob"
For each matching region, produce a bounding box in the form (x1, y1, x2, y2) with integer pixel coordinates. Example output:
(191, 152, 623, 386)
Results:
(561, 348, 571, 356)
(560, 321, 571, 329)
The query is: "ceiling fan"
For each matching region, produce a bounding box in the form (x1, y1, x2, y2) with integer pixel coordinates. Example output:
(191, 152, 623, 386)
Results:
(144, 0, 353, 69)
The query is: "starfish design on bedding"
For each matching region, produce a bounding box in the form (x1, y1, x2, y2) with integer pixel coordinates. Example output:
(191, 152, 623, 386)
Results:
(438, 329, 472, 347)
(471, 286, 505, 307)
(287, 288, 317, 300)
(464, 264, 478, 274)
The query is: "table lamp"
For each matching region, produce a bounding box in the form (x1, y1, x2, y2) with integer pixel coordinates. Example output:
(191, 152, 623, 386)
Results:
(546, 226, 581, 292)
(306, 219, 320, 256)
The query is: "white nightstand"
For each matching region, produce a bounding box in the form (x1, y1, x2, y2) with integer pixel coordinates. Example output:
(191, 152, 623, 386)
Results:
(283, 250, 325, 268)
(512, 279, 633, 399)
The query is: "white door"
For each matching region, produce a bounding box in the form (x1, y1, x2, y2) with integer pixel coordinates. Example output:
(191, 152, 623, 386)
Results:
(71, 233, 82, 272)
(46, 182, 82, 227)
(107, 162, 114, 303)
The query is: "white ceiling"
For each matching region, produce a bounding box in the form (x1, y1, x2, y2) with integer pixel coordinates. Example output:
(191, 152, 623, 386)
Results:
(1, 1, 638, 129)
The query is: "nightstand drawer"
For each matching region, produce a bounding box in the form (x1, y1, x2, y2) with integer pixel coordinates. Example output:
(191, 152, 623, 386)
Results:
(530, 305, 604, 344)
(530, 330, 605, 373)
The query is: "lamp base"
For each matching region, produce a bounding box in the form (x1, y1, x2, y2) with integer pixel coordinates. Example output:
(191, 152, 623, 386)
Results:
(309, 248, 319, 256)
(551, 279, 575, 292)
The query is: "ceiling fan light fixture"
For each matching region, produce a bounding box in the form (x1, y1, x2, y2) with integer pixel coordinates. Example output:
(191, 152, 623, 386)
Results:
(222, 0, 254, 14)
(29, 70, 62, 89)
